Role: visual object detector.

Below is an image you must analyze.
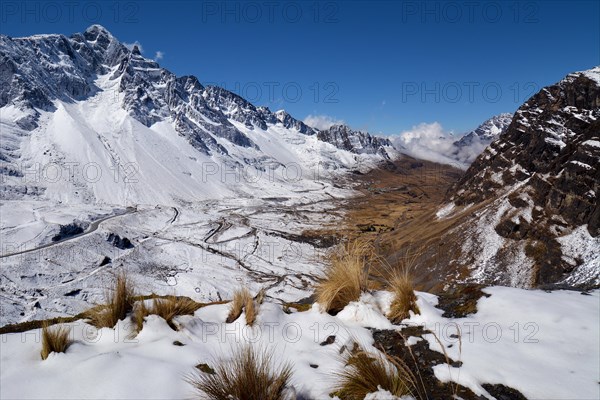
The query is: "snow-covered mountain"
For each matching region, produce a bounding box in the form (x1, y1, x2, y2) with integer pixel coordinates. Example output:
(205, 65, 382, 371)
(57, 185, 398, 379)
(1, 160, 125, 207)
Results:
(317, 124, 393, 158)
(0, 25, 396, 205)
(455, 113, 513, 146)
(451, 113, 513, 164)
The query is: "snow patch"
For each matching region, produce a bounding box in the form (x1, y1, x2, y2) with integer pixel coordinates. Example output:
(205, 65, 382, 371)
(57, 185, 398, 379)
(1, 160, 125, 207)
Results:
(435, 203, 455, 219)
(409, 286, 600, 400)
(557, 225, 600, 287)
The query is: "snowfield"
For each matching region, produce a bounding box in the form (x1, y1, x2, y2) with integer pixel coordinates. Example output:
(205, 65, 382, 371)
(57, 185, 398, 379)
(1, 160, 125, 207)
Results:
(0, 197, 350, 326)
(412, 287, 600, 399)
(1, 287, 597, 399)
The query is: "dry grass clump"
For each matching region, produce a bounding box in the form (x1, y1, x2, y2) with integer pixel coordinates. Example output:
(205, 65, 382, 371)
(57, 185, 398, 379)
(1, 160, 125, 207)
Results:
(40, 323, 72, 360)
(244, 294, 257, 326)
(333, 345, 418, 400)
(134, 296, 201, 331)
(315, 239, 373, 313)
(132, 299, 149, 333)
(187, 345, 293, 400)
(85, 272, 135, 328)
(387, 269, 419, 323)
(226, 287, 251, 323)
(226, 288, 260, 326)
(314, 236, 419, 322)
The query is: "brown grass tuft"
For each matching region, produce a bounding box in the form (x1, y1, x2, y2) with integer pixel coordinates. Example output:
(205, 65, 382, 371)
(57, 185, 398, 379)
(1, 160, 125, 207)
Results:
(315, 239, 373, 313)
(40, 323, 72, 360)
(133, 296, 201, 332)
(85, 272, 135, 328)
(255, 288, 266, 305)
(244, 295, 257, 327)
(187, 345, 293, 400)
(226, 288, 253, 324)
(387, 269, 419, 323)
(133, 299, 149, 333)
(333, 345, 417, 400)
(226, 288, 251, 323)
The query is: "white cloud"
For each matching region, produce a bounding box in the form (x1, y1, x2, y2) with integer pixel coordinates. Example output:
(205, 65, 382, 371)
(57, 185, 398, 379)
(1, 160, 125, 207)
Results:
(303, 114, 345, 130)
(454, 138, 489, 165)
(389, 122, 467, 169)
(154, 51, 164, 61)
(123, 41, 143, 53)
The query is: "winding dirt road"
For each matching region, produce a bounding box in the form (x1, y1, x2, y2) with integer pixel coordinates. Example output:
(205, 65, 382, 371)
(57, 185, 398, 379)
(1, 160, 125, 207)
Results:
(0, 207, 137, 259)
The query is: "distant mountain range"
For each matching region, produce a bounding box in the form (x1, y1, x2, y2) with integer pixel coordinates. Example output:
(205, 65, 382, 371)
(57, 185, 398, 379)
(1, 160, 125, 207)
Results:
(389, 113, 513, 168)
(0, 25, 397, 204)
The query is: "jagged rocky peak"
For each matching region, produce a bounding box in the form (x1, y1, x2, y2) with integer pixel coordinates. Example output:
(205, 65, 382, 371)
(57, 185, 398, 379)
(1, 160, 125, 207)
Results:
(83, 23, 112, 39)
(451, 66, 600, 208)
(1, 34, 90, 127)
(1, 25, 395, 159)
(274, 109, 317, 135)
(202, 85, 269, 131)
(318, 124, 393, 157)
(80, 24, 115, 51)
(72, 24, 129, 70)
(455, 113, 513, 147)
(0, 24, 132, 127)
(450, 112, 513, 164)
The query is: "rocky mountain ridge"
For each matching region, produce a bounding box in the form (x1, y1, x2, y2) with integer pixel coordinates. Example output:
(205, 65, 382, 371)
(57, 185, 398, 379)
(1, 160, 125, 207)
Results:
(1, 25, 392, 158)
(446, 66, 600, 287)
(0, 25, 396, 203)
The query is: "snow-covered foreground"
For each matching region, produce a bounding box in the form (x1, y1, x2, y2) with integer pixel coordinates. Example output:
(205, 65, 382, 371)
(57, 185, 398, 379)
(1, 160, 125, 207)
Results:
(1, 287, 597, 399)
(412, 287, 600, 399)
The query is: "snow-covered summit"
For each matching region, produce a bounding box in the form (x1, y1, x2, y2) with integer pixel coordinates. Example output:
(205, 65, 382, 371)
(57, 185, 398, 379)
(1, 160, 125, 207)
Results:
(455, 113, 513, 145)
(449, 113, 513, 164)
(318, 124, 394, 158)
(574, 65, 600, 85)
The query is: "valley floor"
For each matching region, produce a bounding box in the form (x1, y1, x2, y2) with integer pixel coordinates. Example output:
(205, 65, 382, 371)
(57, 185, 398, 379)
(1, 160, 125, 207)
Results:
(0, 194, 344, 326)
(0, 158, 460, 327)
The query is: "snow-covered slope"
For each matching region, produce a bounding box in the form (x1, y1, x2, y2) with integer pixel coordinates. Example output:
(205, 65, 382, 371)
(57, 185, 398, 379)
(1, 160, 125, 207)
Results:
(0, 25, 396, 205)
(0, 25, 398, 326)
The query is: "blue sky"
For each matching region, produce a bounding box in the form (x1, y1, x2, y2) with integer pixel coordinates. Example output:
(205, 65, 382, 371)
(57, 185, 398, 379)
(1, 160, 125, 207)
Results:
(1, 0, 599, 134)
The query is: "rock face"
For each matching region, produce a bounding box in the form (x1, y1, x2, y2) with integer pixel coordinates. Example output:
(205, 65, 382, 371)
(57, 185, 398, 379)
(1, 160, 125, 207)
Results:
(274, 110, 317, 135)
(445, 67, 600, 288)
(317, 124, 393, 158)
(451, 68, 600, 234)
